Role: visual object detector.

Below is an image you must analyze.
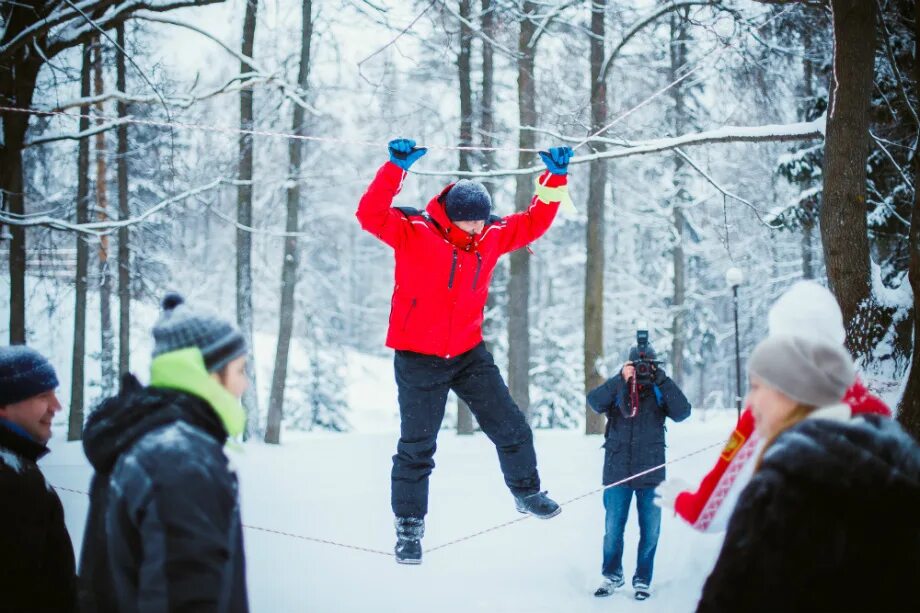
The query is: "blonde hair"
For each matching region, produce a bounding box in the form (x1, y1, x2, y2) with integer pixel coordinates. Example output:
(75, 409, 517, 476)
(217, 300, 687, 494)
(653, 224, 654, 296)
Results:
(755, 404, 817, 471)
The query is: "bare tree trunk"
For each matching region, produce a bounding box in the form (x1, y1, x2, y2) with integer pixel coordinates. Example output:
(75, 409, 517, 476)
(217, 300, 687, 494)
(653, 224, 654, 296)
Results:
(0, 50, 40, 344)
(584, 0, 607, 436)
(509, 1, 538, 421)
(669, 10, 689, 387)
(68, 45, 92, 441)
(266, 0, 312, 445)
(94, 39, 116, 398)
(456, 0, 475, 435)
(116, 23, 131, 377)
(897, 4, 920, 439)
(821, 0, 880, 358)
(239, 0, 260, 438)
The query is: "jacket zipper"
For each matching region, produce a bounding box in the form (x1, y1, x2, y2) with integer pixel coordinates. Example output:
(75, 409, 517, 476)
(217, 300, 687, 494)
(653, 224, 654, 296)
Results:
(472, 252, 482, 290)
(402, 298, 416, 331)
(447, 249, 458, 289)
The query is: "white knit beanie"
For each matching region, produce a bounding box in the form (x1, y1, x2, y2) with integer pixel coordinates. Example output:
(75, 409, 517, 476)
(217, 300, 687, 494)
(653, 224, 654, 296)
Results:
(768, 281, 846, 346)
(748, 335, 856, 407)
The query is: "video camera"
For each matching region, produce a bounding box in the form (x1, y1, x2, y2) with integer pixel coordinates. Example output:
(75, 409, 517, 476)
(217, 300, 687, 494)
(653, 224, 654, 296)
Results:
(632, 329, 663, 386)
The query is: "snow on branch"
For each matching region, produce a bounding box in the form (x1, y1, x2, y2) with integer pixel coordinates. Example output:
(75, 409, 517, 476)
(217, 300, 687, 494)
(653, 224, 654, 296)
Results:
(0, 177, 225, 236)
(412, 116, 826, 179)
(50, 73, 271, 112)
(25, 116, 132, 147)
(132, 11, 320, 116)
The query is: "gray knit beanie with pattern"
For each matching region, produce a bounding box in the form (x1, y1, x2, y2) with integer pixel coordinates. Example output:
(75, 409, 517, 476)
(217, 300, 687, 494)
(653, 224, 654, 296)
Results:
(152, 292, 247, 373)
(748, 335, 856, 407)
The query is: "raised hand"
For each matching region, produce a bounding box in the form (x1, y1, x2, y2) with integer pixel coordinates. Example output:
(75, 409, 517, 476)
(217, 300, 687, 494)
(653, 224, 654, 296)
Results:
(388, 138, 428, 171)
(539, 146, 574, 175)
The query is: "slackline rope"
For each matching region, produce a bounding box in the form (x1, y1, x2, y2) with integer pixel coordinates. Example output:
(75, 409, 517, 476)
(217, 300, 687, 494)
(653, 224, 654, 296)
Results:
(51, 437, 726, 558)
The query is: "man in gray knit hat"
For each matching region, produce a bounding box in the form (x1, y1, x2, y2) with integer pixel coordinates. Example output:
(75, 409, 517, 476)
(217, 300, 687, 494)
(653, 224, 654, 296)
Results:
(78, 292, 250, 612)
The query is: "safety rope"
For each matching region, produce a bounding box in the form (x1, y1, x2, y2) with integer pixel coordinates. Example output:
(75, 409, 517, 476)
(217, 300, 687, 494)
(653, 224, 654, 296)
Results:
(50, 437, 726, 559)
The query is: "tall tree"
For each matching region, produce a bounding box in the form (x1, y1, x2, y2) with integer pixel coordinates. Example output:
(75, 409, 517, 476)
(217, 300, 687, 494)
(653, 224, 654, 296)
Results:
(584, 0, 608, 435)
(508, 1, 539, 421)
(456, 0, 475, 435)
(669, 9, 691, 387)
(820, 0, 880, 357)
(898, 1, 920, 440)
(239, 0, 260, 438)
(68, 44, 92, 441)
(0, 0, 223, 343)
(94, 39, 117, 397)
(116, 23, 131, 377)
(266, 0, 313, 445)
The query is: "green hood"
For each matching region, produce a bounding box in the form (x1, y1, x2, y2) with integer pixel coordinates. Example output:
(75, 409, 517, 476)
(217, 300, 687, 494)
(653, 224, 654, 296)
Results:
(149, 348, 246, 438)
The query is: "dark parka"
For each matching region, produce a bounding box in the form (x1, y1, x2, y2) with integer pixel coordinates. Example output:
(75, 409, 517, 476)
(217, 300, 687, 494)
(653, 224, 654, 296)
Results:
(587, 371, 691, 488)
(0, 422, 77, 612)
(78, 374, 248, 613)
(697, 415, 920, 613)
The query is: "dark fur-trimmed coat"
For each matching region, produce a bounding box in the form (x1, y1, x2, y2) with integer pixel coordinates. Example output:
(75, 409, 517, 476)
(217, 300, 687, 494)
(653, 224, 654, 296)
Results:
(697, 414, 920, 613)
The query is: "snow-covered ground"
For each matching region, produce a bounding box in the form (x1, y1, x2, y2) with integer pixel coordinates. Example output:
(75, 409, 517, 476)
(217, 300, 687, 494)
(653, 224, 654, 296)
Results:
(45, 346, 736, 613)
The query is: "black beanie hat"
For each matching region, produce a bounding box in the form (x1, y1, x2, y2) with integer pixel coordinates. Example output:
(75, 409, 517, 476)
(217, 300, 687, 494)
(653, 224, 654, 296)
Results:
(445, 180, 492, 222)
(0, 346, 59, 406)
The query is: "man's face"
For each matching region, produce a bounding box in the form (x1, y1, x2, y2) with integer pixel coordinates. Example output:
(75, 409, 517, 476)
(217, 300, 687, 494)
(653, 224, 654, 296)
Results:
(0, 390, 62, 445)
(454, 219, 486, 235)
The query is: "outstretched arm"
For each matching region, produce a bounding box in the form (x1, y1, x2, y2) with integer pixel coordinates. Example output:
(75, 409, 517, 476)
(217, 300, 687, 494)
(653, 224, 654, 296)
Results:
(355, 138, 427, 250)
(496, 146, 573, 254)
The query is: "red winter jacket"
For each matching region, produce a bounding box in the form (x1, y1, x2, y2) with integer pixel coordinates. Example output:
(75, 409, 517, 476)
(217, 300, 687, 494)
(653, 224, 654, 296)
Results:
(356, 161, 567, 358)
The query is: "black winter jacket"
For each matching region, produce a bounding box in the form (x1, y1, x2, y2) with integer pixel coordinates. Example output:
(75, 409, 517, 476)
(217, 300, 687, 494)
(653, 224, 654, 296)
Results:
(587, 371, 691, 488)
(78, 374, 248, 613)
(697, 415, 920, 613)
(0, 422, 77, 612)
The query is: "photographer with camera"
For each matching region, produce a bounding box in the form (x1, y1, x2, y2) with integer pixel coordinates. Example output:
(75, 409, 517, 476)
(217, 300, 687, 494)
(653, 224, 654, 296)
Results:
(586, 330, 691, 601)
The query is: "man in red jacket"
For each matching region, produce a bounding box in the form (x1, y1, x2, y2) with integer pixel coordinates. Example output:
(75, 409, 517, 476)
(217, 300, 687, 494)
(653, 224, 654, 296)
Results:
(357, 138, 573, 564)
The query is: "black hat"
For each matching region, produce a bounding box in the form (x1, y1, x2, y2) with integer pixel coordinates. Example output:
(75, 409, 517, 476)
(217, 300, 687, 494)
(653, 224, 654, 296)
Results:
(628, 344, 657, 362)
(0, 346, 59, 406)
(445, 180, 492, 221)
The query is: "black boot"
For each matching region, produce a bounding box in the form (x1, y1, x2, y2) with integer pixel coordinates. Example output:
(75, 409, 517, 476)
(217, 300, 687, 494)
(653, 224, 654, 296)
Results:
(394, 517, 424, 565)
(514, 491, 561, 519)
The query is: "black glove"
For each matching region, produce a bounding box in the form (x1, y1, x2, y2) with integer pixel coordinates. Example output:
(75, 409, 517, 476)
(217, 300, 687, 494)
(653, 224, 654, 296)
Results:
(653, 366, 668, 385)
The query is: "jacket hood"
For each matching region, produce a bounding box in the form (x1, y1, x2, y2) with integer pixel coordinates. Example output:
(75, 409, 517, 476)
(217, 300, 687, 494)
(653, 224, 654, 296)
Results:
(83, 372, 229, 473)
(762, 415, 920, 495)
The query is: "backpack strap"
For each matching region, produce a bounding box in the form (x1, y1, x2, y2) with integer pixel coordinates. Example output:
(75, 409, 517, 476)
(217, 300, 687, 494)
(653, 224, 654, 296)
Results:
(652, 384, 664, 408)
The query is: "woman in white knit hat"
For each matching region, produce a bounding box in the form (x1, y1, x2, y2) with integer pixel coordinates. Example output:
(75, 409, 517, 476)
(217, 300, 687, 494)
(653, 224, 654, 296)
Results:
(696, 335, 920, 613)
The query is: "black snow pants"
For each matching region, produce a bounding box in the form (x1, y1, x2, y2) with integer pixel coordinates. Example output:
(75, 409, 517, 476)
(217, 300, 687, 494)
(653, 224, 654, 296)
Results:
(391, 342, 541, 519)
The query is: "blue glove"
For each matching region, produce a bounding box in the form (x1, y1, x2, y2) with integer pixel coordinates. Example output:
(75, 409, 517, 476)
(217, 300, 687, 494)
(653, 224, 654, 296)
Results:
(388, 138, 427, 171)
(539, 146, 574, 175)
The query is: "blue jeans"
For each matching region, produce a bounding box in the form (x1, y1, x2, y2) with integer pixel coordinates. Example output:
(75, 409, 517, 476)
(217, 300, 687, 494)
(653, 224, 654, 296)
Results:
(602, 486, 661, 586)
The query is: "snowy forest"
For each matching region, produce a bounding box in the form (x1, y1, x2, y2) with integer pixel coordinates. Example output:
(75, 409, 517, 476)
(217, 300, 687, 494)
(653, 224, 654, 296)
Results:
(1, 0, 917, 441)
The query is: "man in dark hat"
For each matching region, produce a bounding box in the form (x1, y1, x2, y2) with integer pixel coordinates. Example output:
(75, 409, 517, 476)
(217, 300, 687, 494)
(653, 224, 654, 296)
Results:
(357, 138, 573, 564)
(587, 335, 691, 601)
(0, 346, 77, 611)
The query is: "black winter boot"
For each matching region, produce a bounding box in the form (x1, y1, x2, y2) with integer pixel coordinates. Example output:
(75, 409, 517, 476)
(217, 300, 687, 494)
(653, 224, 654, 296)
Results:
(514, 491, 561, 519)
(394, 517, 425, 565)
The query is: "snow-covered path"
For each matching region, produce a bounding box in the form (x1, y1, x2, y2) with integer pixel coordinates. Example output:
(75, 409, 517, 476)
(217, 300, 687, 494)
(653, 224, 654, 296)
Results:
(47, 413, 733, 612)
